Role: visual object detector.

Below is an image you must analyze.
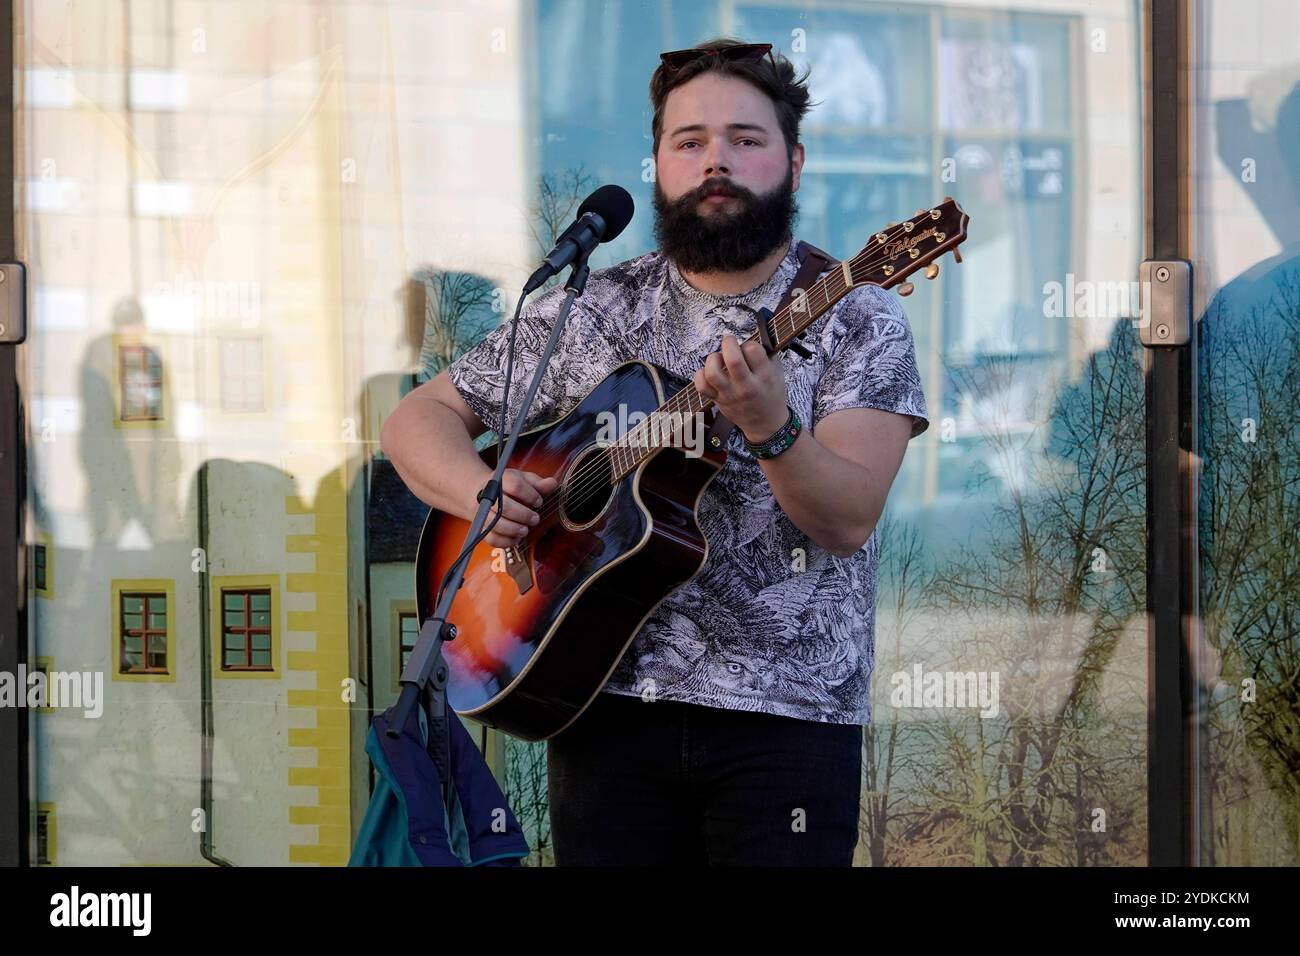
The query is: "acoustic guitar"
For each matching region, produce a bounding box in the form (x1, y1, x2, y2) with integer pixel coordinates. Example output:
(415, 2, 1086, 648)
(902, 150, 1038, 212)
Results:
(414, 198, 970, 741)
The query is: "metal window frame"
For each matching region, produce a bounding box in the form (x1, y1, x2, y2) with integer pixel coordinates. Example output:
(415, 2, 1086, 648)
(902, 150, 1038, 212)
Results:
(1144, 0, 1196, 866)
(0, 0, 25, 868)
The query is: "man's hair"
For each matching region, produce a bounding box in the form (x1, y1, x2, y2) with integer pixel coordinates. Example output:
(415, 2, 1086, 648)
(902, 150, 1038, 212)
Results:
(649, 37, 815, 162)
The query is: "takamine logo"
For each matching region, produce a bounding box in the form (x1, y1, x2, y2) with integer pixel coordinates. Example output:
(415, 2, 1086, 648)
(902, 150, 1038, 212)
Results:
(49, 886, 151, 936)
(882, 226, 937, 258)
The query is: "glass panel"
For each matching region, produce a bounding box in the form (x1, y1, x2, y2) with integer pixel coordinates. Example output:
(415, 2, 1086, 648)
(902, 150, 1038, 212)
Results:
(17, 0, 1145, 867)
(939, 16, 1072, 133)
(1192, 0, 1300, 866)
(544, 0, 1146, 867)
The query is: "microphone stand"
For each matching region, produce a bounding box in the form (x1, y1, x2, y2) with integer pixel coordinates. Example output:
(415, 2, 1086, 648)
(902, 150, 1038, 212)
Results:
(384, 251, 594, 815)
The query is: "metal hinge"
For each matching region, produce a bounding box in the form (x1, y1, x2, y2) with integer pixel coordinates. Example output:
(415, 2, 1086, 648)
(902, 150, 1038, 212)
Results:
(0, 263, 27, 344)
(1138, 259, 1191, 347)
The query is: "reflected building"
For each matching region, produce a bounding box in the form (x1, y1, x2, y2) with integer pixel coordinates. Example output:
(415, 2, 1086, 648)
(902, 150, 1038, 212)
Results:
(20, 1, 533, 865)
(15, 0, 1293, 869)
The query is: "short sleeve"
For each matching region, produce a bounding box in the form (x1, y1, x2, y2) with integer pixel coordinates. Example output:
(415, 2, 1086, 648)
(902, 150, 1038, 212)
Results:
(811, 284, 930, 438)
(440, 287, 574, 437)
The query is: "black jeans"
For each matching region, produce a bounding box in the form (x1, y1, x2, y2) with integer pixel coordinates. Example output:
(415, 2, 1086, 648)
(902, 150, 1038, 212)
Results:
(546, 690, 863, 866)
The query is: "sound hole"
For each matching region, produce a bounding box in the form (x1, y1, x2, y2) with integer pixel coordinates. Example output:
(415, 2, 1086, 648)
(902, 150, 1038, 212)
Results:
(561, 445, 615, 527)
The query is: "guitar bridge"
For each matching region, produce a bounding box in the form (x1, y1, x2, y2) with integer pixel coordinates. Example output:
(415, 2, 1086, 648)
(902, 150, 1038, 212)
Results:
(502, 542, 534, 595)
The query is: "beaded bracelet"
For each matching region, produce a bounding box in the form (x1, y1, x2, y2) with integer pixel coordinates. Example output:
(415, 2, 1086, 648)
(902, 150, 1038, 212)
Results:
(744, 405, 802, 459)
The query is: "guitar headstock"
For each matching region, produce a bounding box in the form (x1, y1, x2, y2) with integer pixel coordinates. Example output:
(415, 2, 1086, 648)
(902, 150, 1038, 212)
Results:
(847, 197, 970, 295)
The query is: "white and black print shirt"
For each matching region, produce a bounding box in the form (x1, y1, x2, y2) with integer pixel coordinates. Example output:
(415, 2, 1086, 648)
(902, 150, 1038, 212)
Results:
(442, 236, 929, 725)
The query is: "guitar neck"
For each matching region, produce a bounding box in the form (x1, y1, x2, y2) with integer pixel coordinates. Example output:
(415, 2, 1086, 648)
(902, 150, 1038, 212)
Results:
(606, 262, 856, 481)
(600, 199, 969, 481)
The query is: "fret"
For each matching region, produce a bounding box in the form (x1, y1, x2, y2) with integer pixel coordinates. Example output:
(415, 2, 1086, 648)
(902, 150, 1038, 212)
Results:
(600, 199, 967, 483)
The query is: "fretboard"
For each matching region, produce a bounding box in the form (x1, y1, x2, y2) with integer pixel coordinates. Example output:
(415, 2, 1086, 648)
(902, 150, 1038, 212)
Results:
(604, 259, 857, 480)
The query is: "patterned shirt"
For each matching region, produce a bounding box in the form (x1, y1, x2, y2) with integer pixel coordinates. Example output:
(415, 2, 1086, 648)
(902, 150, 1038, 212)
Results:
(442, 236, 929, 725)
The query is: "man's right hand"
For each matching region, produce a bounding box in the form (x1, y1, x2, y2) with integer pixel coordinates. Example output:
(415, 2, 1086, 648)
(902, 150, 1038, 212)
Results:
(477, 468, 560, 550)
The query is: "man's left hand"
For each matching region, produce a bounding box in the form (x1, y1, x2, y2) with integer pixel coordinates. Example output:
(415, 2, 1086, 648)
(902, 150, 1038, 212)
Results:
(693, 334, 790, 443)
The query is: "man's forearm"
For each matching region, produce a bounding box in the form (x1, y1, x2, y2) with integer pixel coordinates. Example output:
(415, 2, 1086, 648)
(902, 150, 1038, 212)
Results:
(752, 428, 885, 558)
(380, 390, 491, 519)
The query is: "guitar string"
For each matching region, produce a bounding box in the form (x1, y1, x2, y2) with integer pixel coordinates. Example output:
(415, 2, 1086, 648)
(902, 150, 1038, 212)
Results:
(522, 235, 936, 529)
(529, 224, 954, 527)
(510, 226, 947, 532)
(488, 220, 954, 536)
(499, 279, 835, 531)
(525, 235, 915, 521)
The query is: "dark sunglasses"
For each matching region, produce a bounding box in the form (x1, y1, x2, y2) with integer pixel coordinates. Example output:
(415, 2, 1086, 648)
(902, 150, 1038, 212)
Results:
(659, 42, 775, 74)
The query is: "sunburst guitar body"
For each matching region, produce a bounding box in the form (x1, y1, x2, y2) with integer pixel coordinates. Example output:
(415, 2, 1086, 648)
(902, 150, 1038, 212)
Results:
(413, 198, 970, 741)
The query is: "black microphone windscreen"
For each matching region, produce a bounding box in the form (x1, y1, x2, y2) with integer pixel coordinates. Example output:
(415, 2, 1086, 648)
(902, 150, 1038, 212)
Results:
(577, 185, 634, 242)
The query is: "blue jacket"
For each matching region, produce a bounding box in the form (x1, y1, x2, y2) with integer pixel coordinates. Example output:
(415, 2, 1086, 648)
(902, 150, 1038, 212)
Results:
(348, 697, 530, 867)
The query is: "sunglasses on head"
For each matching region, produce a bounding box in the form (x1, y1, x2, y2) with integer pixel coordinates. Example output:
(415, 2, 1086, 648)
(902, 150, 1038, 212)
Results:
(659, 42, 775, 74)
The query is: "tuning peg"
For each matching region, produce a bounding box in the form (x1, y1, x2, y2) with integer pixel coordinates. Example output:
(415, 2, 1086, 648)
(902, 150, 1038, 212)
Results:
(886, 221, 898, 228)
(897, 282, 915, 297)
(916, 208, 926, 217)
(925, 263, 940, 280)
(953, 248, 963, 264)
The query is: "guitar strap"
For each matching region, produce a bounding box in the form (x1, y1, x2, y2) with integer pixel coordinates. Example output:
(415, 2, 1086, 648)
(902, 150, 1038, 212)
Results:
(703, 239, 836, 451)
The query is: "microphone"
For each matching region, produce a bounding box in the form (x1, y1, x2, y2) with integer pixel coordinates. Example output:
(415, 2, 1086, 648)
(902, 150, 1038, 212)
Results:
(523, 185, 634, 293)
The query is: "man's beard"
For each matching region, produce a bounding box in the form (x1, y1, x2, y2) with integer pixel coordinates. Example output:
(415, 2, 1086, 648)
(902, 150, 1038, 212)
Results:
(652, 163, 797, 274)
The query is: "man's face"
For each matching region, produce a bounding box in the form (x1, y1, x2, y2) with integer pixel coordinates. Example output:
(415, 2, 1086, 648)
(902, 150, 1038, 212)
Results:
(653, 72, 804, 273)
